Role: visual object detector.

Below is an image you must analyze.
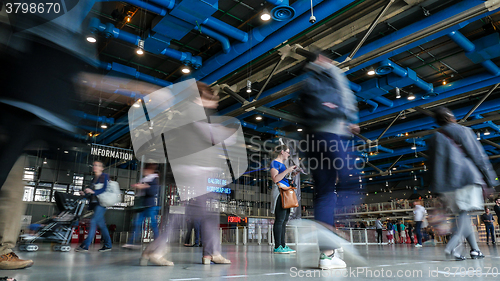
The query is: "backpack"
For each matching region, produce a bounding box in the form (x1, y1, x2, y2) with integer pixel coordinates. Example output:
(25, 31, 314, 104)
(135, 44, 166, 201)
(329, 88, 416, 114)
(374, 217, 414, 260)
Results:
(96, 181, 121, 207)
(299, 66, 348, 128)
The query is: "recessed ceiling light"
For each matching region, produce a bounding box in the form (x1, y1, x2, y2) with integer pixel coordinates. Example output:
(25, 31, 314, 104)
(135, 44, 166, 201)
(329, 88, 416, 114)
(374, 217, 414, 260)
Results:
(261, 9, 271, 21)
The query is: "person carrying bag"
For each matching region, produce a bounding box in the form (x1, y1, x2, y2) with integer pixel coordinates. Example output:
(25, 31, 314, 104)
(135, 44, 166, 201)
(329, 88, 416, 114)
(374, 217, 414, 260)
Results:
(428, 107, 499, 260)
(270, 145, 298, 254)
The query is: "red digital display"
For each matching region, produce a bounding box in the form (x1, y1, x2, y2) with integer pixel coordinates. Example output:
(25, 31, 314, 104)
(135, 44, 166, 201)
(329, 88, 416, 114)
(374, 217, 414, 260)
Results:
(227, 216, 248, 223)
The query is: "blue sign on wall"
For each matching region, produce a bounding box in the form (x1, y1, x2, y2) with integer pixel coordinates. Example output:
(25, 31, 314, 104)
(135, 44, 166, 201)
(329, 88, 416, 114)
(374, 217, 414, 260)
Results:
(207, 178, 231, 194)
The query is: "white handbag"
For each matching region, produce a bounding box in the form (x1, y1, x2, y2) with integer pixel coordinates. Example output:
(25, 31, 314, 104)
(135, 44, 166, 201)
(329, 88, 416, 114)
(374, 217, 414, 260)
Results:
(95, 181, 121, 207)
(443, 184, 484, 212)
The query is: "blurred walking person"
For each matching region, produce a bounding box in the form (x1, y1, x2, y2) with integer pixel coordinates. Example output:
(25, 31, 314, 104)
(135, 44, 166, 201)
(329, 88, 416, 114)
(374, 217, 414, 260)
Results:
(76, 160, 113, 252)
(428, 107, 498, 260)
(0, 0, 98, 271)
(123, 163, 160, 249)
(413, 201, 426, 248)
(300, 52, 359, 269)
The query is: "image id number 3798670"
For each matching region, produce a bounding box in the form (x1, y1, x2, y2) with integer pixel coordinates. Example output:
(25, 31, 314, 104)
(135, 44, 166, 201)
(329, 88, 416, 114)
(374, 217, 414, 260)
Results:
(5, 2, 61, 14)
(432, 266, 499, 277)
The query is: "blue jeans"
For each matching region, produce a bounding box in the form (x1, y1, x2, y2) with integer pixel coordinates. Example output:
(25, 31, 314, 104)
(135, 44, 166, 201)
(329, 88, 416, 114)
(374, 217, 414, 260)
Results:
(82, 205, 112, 249)
(129, 206, 160, 244)
(486, 224, 495, 243)
(415, 221, 423, 245)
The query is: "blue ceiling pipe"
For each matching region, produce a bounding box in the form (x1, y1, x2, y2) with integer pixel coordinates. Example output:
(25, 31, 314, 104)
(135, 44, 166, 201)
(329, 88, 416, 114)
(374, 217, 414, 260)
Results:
(359, 72, 500, 122)
(362, 97, 500, 139)
(448, 30, 500, 76)
(146, 0, 175, 9)
(240, 121, 285, 136)
(193, 0, 358, 83)
(363, 96, 500, 139)
(198, 26, 231, 54)
(339, 0, 499, 76)
(78, 125, 104, 133)
(266, 0, 296, 22)
(99, 61, 172, 87)
(89, 18, 202, 68)
(72, 110, 115, 125)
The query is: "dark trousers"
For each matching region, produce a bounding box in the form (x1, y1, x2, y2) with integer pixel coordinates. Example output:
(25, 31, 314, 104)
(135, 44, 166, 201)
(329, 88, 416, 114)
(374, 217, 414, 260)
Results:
(408, 230, 414, 243)
(184, 219, 201, 245)
(376, 229, 383, 243)
(415, 221, 423, 245)
(486, 224, 495, 243)
(273, 195, 290, 249)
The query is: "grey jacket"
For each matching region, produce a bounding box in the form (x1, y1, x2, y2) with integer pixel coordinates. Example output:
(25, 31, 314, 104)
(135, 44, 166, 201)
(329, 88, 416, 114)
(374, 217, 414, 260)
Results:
(427, 123, 498, 193)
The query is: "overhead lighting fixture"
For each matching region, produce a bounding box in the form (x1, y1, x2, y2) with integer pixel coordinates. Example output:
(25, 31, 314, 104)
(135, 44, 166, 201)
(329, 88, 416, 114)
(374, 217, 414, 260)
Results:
(133, 99, 142, 108)
(395, 87, 401, 99)
(253, 178, 256, 181)
(181, 66, 191, 74)
(64, 151, 69, 154)
(126, 15, 131, 22)
(407, 93, 416, 100)
(260, 8, 271, 21)
(255, 116, 263, 120)
(411, 145, 417, 150)
(86, 36, 96, 43)
(43, 158, 47, 165)
(386, 181, 388, 187)
(484, 129, 491, 136)
(136, 48, 144, 55)
(442, 80, 447, 85)
(101, 124, 108, 129)
(246, 80, 252, 93)
(369, 178, 373, 181)
(297, 128, 303, 132)
(367, 68, 376, 76)
(355, 157, 360, 161)
(392, 167, 397, 170)
(88, 132, 93, 137)
(477, 132, 481, 140)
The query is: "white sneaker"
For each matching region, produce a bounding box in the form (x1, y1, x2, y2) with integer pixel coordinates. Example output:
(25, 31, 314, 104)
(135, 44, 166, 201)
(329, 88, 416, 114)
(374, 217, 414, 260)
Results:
(415, 244, 422, 248)
(319, 253, 347, 269)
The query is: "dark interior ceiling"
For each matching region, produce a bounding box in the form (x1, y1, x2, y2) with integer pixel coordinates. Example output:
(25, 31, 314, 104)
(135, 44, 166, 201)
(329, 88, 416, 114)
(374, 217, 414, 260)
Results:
(69, 0, 500, 192)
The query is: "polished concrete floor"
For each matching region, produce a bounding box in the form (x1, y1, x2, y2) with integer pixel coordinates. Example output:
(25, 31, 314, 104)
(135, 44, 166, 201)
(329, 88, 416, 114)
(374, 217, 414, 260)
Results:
(3, 243, 500, 280)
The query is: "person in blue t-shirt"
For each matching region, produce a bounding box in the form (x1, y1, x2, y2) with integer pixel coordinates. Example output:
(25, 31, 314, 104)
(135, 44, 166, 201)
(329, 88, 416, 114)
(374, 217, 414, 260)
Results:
(76, 160, 113, 252)
(270, 145, 297, 254)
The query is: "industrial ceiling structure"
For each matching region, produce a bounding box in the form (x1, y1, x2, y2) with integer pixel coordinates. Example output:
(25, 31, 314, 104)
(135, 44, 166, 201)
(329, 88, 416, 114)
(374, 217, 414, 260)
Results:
(72, 0, 500, 195)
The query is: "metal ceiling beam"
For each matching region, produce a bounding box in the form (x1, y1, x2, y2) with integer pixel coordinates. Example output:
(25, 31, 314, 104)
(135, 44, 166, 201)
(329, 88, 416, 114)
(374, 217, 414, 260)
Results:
(376, 110, 402, 141)
(459, 83, 500, 122)
(386, 155, 403, 171)
(345, 0, 395, 61)
(480, 139, 500, 150)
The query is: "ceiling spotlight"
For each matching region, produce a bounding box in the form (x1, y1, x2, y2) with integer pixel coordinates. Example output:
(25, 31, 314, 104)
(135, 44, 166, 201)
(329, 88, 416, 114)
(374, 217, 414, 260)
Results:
(246, 87, 252, 93)
(261, 8, 271, 21)
(386, 181, 388, 187)
(477, 132, 481, 140)
(246, 80, 252, 93)
(367, 68, 376, 76)
(369, 178, 373, 181)
(395, 87, 401, 99)
(64, 151, 69, 154)
(484, 129, 491, 136)
(442, 80, 447, 85)
(181, 66, 190, 74)
(86, 36, 96, 43)
(407, 93, 416, 100)
(355, 157, 360, 161)
(392, 167, 397, 170)
(297, 128, 303, 132)
(411, 145, 417, 150)
(126, 15, 131, 22)
(256, 116, 263, 120)
(101, 124, 108, 129)
(136, 48, 144, 55)
(253, 178, 256, 181)
(43, 158, 47, 165)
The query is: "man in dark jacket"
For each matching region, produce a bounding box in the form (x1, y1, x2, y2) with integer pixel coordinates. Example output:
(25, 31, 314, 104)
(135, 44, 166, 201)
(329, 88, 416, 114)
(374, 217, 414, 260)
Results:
(481, 207, 495, 245)
(495, 198, 500, 223)
(428, 107, 498, 260)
